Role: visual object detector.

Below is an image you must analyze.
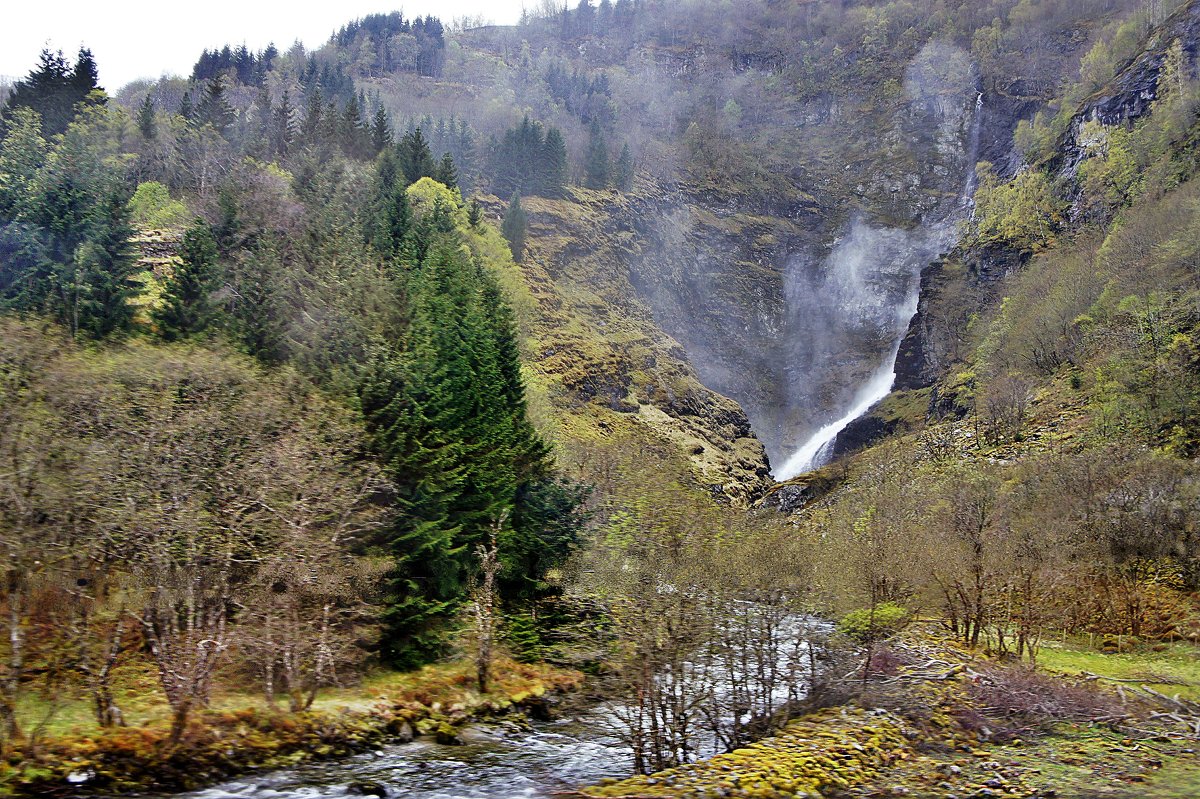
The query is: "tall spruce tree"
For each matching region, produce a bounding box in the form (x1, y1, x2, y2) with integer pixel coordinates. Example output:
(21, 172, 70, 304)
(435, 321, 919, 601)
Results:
(502, 192, 528, 262)
(538, 127, 568, 197)
(269, 89, 296, 156)
(584, 121, 610, 189)
(196, 76, 235, 137)
(435, 152, 459, 190)
(3, 47, 103, 137)
(371, 106, 393, 154)
(362, 229, 552, 665)
(365, 149, 415, 260)
(614, 142, 634, 191)
(154, 219, 219, 341)
(136, 95, 156, 139)
(398, 127, 436, 185)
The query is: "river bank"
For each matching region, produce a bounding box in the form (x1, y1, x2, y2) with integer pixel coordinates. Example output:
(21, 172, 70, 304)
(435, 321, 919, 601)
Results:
(577, 634, 1200, 799)
(0, 659, 584, 797)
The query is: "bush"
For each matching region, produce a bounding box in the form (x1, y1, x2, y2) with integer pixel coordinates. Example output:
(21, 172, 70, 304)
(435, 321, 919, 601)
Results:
(837, 602, 912, 643)
(127, 181, 189, 229)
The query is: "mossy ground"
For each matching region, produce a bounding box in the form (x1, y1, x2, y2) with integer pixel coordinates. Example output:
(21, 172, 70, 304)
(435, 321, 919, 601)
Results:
(1, 658, 582, 797)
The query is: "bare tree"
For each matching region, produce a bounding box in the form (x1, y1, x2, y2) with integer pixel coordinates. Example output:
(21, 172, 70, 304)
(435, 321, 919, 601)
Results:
(471, 513, 506, 695)
(237, 417, 389, 711)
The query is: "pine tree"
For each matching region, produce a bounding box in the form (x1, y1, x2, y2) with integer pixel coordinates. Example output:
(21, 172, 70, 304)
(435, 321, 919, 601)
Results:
(502, 192, 528, 262)
(64, 184, 138, 339)
(362, 239, 553, 667)
(154, 219, 219, 341)
(136, 95, 156, 139)
(538, 127, 568, 196)
(270, 89, 296, 157)
(196, 76, 235, 137)
(398, 127, 436, 185)
(614, 142, 634, 191)
(435, 152, 459, 190)
(365, 149, 415, 261)
(584, 121, 610, 189)
(3, 47, 102, 137)
(598, 0, 614, 30)
(360, 346, 467, 667)
(178, 90, 194, 121)
(575, 0, 596, 36)
(19, 120, 137, 338)
(371, 106, 393, 154)
(301, 89, 323, 140)
(70, 48, 102, 99)
(341, 93, 369, 158)
(229, 250, 285, 363)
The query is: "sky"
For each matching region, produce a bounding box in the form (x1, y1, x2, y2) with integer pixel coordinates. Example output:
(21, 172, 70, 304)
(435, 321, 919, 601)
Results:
(0, 1, 532, 91)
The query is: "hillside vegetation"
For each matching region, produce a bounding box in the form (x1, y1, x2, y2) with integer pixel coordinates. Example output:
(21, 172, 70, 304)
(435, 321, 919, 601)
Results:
(1, 1, 1200, 797)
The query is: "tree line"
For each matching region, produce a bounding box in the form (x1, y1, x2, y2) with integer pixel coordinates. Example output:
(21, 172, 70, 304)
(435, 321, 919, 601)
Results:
(0, 41, 586, 750)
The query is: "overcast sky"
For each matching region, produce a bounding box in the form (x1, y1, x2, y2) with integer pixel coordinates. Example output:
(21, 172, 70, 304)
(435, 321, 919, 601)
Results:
(0, 1, 532, 91)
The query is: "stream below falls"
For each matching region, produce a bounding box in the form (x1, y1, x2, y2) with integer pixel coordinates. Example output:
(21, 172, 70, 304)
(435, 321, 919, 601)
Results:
(155, 713, 629, 799)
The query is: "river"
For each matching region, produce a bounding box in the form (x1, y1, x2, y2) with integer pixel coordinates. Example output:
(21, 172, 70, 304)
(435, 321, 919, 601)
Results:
(155, 713, 628, 799)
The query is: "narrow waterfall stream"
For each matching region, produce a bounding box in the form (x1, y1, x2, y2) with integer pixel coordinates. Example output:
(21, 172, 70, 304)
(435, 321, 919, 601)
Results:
(772, 87, 984, 481)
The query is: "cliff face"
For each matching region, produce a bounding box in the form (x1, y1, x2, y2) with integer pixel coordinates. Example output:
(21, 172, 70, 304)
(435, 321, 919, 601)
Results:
(896, 0, 1200, 403)
(511, 190, 775, 504)
(615, 43, 988, 475)
(1072, 2, 1200, 136)
(519, 60, 1007, 482)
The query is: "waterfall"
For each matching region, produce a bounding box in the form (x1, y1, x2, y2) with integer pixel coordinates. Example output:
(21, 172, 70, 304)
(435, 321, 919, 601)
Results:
(961, 91, 984, 210)
(772, 85, 984, 482)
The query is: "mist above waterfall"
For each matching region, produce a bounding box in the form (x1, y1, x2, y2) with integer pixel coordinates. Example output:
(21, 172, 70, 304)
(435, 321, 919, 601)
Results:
(616, 39, 986, 484)
(771, 41, 982, 480)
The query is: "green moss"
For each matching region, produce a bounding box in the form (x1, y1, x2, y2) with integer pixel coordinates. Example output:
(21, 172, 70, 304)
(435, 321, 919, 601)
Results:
(4, 658, 583, 797)
(583, 708, 911, 798)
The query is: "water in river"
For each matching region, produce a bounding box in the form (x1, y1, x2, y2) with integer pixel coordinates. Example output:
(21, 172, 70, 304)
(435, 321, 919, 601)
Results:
(159, 714, 628, 799)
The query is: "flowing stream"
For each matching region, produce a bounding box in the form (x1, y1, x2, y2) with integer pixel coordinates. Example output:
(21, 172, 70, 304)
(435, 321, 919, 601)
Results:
(157, 609, 822, 799)
(155, 714, 629, 799)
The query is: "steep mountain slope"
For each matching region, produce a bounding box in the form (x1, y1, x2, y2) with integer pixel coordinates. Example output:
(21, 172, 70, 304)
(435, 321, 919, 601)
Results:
(501, 187, 774, 502)
(428, 1, 1142, 479)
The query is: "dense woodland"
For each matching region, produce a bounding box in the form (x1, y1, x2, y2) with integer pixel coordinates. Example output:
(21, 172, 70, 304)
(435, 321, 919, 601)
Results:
(0, 26, 588, 747)
(0, 0, 1199, 793)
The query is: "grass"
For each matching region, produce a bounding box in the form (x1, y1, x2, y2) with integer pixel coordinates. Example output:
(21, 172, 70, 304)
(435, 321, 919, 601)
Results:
(6, 656, 584, 796)
(1038, 639, 1200, 701)
(11, 656, 577, 742)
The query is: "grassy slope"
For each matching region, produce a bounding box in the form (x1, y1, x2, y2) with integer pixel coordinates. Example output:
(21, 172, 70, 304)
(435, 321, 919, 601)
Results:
(496, 185, 773, 503)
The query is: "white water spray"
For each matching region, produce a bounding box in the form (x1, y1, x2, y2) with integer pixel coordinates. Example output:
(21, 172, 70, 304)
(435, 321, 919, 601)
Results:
(772, 75, 984, 481)
(773, 295, 918, 480)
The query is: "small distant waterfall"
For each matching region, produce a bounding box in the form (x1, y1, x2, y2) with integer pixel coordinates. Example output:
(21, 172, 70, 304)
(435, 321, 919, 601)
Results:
(772, 80, 984, 482)
(961, 91, 984, 210)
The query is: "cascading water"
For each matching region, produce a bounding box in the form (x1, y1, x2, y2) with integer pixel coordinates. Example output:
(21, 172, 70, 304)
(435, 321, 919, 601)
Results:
(772, 65, 984, 481)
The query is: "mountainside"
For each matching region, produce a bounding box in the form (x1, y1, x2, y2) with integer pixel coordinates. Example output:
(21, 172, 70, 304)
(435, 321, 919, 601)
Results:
(335, 0, 1130, 481)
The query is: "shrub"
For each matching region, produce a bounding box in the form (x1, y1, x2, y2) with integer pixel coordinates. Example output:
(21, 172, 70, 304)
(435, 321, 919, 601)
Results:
(127, 181, 189, 229)
(837, 602, 912, 643)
